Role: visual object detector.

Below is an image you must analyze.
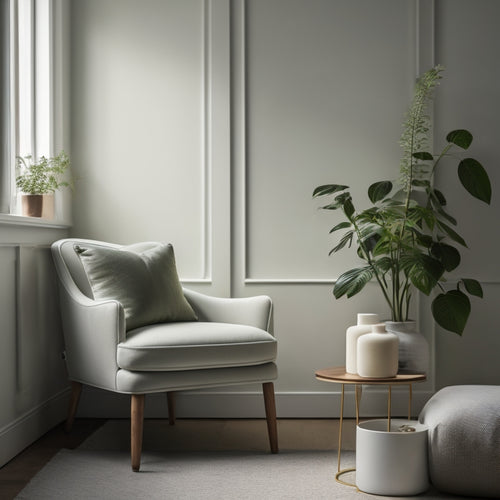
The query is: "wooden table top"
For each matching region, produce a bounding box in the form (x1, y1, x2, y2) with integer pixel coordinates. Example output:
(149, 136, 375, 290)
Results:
(315, 366, 426, 385)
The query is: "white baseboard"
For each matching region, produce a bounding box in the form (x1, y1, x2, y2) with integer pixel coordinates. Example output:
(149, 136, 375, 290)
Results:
(0, 386, 433, 467)
(76, 386, 434, 419)
(0, 388, 69, 467)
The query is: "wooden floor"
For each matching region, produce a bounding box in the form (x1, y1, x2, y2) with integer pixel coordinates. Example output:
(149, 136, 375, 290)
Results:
(0, 419, 106, 500)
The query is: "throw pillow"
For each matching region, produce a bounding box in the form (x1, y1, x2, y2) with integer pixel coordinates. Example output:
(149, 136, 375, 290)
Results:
(75, 242, 197, 330)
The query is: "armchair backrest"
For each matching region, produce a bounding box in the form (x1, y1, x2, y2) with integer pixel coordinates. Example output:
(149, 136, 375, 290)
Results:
(52, 239, 122, 298)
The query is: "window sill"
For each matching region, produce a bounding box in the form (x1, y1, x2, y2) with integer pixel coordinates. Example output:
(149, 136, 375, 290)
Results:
(0, 213, 71, 230)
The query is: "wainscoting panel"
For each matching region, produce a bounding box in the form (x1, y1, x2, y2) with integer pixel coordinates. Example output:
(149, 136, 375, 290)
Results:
(0, 230, 69, 467)
(239, 0, 417, 281)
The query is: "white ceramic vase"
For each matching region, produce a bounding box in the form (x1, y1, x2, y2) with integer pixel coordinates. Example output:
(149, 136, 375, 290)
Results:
(385, 321, 429, 374)
(357, 324, 399, 378)
(345, 313, 379, 374)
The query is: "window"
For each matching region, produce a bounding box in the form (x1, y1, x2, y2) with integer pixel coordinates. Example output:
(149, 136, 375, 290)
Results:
(1, 0, 54, 216)
(17, 0, 53, 159)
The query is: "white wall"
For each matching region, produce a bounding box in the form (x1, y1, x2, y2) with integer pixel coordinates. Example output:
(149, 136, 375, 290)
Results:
(69, 0, 500, 419)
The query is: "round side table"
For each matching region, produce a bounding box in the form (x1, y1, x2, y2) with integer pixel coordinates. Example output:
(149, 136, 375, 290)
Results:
(315, 366, 426, 487)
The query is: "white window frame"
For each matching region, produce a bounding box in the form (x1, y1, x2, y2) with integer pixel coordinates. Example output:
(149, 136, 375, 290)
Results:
(1, 0, 73, 226)
(9, 0, 54, 216)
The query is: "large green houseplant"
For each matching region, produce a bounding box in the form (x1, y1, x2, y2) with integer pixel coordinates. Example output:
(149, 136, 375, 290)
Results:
(313, 66, 491, 335)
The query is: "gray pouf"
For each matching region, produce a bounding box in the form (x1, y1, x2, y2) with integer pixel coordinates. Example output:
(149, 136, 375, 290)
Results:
(419, 385, 500, 498)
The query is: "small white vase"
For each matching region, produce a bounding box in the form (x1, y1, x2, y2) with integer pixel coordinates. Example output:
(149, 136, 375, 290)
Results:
(357, 323, 399, 378)
(385, 321, 429, 374)
(345, 313, 379, 374)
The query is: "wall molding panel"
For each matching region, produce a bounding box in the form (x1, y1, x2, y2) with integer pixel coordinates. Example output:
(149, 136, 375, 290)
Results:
(416, 0, 435, 74)
(202, 0, 232, 295)
(234, 0, 437, 284)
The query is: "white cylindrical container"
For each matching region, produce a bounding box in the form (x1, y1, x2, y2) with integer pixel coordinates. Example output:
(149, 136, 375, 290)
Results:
(356, 419, 429, 496)
(357, 323, 398, 378)
(345, 313, 379, 374)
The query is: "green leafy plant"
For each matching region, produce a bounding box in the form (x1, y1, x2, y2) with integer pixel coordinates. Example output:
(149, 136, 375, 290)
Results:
(16, 151, 71, 195)
(313, 66, 491, 335)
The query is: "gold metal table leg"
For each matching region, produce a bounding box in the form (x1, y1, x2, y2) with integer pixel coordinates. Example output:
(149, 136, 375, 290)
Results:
(335, 383, 356, 487)
(337, 383, 344, 474)
(387, 385, 392, 432)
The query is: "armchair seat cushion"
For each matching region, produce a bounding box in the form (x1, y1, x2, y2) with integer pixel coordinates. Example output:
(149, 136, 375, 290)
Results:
(117, 322, 277, 371)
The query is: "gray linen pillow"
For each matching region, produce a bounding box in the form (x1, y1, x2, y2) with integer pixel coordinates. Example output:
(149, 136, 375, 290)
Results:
(75, 242, 197, 330)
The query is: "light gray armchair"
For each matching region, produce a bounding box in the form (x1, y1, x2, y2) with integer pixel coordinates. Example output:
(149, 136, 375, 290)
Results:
(51, 238, 278, 471)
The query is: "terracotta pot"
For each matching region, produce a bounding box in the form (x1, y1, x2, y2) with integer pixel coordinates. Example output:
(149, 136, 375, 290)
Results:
(20, 194, 54, 218)
(21, 194, 43, 217)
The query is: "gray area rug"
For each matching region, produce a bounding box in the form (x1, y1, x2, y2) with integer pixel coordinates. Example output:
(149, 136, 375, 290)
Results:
(16, 421, 460, 500)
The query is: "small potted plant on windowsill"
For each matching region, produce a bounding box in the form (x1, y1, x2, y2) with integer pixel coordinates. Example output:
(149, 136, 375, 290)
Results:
(16, 151, 71, 218)
(313, 66, 492, 371)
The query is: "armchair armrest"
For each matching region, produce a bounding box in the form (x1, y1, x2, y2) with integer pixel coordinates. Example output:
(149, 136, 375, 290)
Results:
(182, 288, 273, 333)
(56, 278, 125, 391)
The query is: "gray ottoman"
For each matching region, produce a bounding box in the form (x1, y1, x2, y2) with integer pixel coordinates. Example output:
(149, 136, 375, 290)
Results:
(419, 385, 500, 498)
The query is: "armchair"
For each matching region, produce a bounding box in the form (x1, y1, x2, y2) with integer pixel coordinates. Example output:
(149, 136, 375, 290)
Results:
(51, 238, 278, 471)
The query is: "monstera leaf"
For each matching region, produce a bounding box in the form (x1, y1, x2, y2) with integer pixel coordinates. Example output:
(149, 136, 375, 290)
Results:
(432, 290, 471, 335)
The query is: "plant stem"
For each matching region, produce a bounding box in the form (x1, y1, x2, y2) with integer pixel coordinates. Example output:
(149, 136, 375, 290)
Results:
(425, 143, 453, 209)
(350, 216, 394, 313)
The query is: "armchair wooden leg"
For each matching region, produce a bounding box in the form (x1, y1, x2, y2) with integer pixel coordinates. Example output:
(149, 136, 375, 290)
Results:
(131, 394, 145, 472)
(263, 382, 279, 454)
(167, 391, 176, 425)
(65, 381, 82, 433)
